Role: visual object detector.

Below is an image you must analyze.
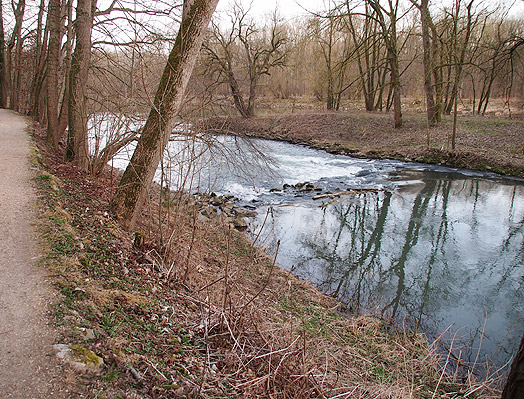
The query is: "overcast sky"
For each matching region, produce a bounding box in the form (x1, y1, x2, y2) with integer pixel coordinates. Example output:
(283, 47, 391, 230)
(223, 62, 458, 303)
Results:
(216, 0, 524, 21)
(216, 0, 324, 20)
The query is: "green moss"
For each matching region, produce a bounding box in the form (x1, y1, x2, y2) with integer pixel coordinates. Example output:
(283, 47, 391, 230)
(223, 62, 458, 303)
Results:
(69, 344, 104, 368)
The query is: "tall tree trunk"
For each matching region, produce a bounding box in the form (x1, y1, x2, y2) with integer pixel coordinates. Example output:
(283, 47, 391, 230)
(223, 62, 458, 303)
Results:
(110, 0, 219, 229)
(28, 0, 46, 117)
(325, 19, 335, 110)
(387, 1, 402, 128)
(419, 0, 437, 126)
(7, 0, 26, 110)
(58, 0, 73, 136)
(431, 22, 443, 124)
(0, 0, 7, 108)
(226, 68, 249, 117)
(502, 332, 524, 399)
(246, 75, 257, 117)
(450, 0, 474, 150)
(46, 0, 62, 147)
(390, 54, 402, 128)
(65, 0, 96, 170)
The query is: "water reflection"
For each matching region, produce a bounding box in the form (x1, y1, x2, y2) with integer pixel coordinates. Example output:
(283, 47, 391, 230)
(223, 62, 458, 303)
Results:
(253, 172, 524, 368)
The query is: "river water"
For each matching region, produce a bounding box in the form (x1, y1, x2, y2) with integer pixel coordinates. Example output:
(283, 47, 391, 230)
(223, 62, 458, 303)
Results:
(116, 134, 524, 370)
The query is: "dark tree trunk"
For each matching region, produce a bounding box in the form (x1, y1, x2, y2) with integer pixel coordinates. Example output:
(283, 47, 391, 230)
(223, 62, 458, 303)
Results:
(226, 69, 249, 118)
(58, 0, 73, 137)
(6, 0, 26, 110)
(420, 0, 437, 126)
(110, 0, 219, 229)
(390, 53, 402, 128)
(0, 0, 7, 108)
(502, 332, 524, 399)
(46, 0, 62, 147)
(65, 0, 96, 170)
(28, 0, 47, 118)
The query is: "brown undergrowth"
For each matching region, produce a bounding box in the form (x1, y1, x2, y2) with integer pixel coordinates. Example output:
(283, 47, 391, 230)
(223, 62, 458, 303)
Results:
(32, 124, 503, 398)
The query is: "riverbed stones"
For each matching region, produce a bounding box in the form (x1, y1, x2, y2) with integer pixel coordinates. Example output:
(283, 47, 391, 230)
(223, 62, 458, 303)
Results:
(232, 217, 248, 231)
(200, 205, 217, 219)
(211, 196, 224, 206)
(220, 203, 234, 215)
(234, 209, 257, 218)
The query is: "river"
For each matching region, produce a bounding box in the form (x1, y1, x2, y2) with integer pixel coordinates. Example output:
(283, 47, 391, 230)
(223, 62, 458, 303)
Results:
(115, 134, 524, 371)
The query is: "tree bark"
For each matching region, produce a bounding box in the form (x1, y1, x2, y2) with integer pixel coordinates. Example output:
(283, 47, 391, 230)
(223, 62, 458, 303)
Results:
(6, 0, 26, 110)
(502, 332, 524, 399)
(419, 0, 437, 126)
(0, 0, 7, 108)
(58, 0, 73, 137)
(65, 0, 96, 170)
(28, 0, 47, 118)
(110, 0, 219, 229)
(46, 0, 62, 147)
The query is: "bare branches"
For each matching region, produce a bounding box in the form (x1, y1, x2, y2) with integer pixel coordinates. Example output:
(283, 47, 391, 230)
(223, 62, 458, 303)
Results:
(202, 2, 287, 117)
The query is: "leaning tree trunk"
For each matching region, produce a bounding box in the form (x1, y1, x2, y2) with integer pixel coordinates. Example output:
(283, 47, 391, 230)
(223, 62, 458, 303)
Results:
(502, 332, 524, 399)
(110, 0, 219, 229)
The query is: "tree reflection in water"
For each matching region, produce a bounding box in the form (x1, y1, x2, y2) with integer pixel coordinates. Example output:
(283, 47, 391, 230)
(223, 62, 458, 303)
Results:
(253, 172, 524, 369)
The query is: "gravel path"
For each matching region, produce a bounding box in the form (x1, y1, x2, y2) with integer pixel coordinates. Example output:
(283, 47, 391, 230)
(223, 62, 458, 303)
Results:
(0, 109, 67, 398)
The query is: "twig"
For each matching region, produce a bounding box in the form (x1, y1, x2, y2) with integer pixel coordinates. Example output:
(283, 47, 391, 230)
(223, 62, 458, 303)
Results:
(252, 207, 270, 247)
(145, 359, 169, 381)
(240, 240, 280, 313)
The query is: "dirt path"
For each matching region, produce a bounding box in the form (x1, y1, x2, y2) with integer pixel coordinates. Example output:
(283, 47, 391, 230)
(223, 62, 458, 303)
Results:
(0, 109, 67, 398)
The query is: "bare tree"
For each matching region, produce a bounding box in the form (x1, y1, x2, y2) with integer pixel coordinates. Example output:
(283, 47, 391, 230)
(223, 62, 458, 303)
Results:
(110, 0, 219, 229)
(5, 0, 25, 111)
(65, 0, 97, 170)
(46, 0, 64, 147)
(366, 0, 403, 128)
(309, 9, 353, 110)
(449, 0, 474, 150)
(415, 0, 439, 125)
(29, 0, 51, 121)
(203, 2, 286, 117)
(346, 6, 389, 111)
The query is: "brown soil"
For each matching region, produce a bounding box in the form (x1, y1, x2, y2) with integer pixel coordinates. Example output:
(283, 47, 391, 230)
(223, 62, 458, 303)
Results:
(0, 109, 67, 398)
(204, 111, 524, 177)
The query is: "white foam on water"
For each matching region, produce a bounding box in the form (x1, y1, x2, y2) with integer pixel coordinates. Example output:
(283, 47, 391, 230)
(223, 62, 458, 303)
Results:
(218, 182, 271, 201)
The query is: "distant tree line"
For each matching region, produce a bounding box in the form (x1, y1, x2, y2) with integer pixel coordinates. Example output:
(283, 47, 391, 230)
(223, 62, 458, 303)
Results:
(1, 0, 523, 138)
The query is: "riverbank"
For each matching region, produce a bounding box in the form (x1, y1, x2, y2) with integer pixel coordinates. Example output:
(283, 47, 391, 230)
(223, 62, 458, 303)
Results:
(204, 111, 524, 178)
(32, 124, 504, 397)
